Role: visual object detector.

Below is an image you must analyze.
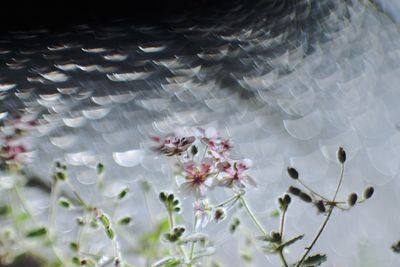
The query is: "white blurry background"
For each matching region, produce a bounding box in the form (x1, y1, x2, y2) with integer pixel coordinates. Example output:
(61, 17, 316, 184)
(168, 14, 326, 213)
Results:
(1, 0, 400, 266)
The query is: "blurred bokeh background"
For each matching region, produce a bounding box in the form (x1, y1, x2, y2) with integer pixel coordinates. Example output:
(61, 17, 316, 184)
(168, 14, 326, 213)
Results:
(1, 0, 400, 266)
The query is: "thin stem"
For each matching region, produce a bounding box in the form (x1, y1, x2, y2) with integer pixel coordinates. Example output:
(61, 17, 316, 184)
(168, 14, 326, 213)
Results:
(216, 194, 240, 208)
(66, 181, 90, 209)
(278, 250, 289, 267)
(297, 179, 330, 201)
(48, 180, 59, 238)
(239, 195, 268, 236)
(279, 209, 287, 238)
(278, 208, 289, 267)
(167, 210, 186, 259)
(187, 216, 198, 266)
(296, 163, 345, 267)
(332, 164, 345, 201)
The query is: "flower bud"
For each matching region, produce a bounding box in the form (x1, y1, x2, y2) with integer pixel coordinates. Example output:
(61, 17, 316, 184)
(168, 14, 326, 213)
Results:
(337, 147, 346, 164)
(347, 193, 358, 207)
(191, 145, 198, 156)
(315, 200, 326, 213)
(159, 192, 167, 202)
(287, 167, 299, 179)
(283, 194, 291, 206)
(363, 186, 374, 199)
(299, 192, 312, 203)
(288, 186, 301, 196)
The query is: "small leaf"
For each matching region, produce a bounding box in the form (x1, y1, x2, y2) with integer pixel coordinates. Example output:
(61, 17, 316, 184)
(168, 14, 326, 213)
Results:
(300, 253, 327, 266)
(118, 216, 132, 225)
(276, 234, 304, 250)
(26, 227, 47, 238)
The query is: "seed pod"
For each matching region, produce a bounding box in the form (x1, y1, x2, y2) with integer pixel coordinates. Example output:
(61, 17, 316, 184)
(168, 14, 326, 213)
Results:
(348, 193, 358, 207)
(287, 167, 299, 179)
(288, 186, 301, 196)
(363, 186, 374, 199)
(337, 147, 346, 164)
(315, 200, 326, 213)
(299, 192, 312, 203)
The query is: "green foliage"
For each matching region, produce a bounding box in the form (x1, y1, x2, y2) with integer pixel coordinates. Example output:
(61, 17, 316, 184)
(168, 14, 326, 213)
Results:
(299, 254, 327, 266)
(118, 216, 132, 225)
(26, 227, 47, 238)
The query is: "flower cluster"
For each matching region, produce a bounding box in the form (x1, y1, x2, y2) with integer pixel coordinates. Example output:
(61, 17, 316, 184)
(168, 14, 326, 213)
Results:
(153, 127, 256, 200)
(0, 112, 37, 167)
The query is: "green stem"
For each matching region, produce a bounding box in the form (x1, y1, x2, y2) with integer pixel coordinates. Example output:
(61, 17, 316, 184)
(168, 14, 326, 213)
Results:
(167, 210, 186, 259)
(278, 208, 289, 267)
(48, 180, 59, 238)
(279, 250, 289, 267)
(296, 164, 345, 267)
(239, 195, 268, 236)
(66, 181, 90, 209)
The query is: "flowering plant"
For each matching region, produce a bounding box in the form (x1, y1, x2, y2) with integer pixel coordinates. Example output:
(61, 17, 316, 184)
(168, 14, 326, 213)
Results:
(0, 121, 378, 267)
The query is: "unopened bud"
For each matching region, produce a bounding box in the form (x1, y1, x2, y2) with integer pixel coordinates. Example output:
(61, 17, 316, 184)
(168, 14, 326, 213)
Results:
(363, 186, 374, 199)
(288, 186, 301, 196)
(159, 192, 167, 202)
(348, 193, 358, 206)
(299, 192, 312, 203)
(337, 147, 346, 164)
(315, 200, 326, 213)
(287, 167, 299, 179)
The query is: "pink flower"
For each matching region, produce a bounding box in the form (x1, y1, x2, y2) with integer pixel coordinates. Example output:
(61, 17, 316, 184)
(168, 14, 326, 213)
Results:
(179, 160, 215, 198)
(197, 127, 233, 160)
(152, 135, 195, 156)
(1, 144, 27, 162)
(219, 159, 256, 189)
(193, 199, 212, 229)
